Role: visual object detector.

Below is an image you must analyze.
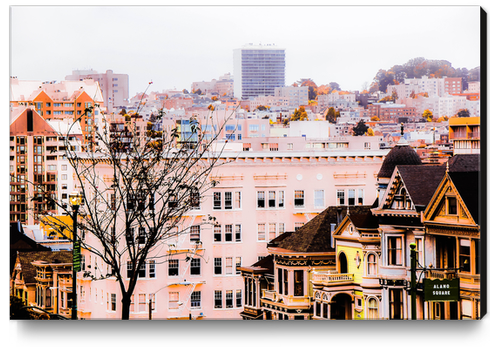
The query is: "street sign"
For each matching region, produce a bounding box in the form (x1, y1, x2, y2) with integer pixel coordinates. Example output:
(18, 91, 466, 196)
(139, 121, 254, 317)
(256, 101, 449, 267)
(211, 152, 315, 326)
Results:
(423, 278, 459, 302)
(73, 240, 81, 272)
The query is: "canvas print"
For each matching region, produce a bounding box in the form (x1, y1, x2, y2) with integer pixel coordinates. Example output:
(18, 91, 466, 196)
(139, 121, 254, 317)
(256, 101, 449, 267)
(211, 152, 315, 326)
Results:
(9, 5, 483, 321)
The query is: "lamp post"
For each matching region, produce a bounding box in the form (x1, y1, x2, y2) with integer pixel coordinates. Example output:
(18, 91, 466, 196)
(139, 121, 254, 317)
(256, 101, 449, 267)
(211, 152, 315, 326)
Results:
(69, 192, 82, 320)
(410, 243, 417, 320)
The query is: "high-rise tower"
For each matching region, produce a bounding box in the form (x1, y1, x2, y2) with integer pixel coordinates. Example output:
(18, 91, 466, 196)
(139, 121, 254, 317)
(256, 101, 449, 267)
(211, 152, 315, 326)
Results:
(233, 44, 285, 100)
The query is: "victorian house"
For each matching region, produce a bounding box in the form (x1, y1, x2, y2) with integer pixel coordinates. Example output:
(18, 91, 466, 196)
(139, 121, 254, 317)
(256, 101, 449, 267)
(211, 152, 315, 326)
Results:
(422, 154, 480, 319)
(322, 208, 380, 320)
(239, 206, 369, 320)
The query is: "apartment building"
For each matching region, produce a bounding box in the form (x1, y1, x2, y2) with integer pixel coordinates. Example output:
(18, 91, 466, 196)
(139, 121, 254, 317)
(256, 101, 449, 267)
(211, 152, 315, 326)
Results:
(65, 69, 129, 114)
(10, 77, 105, 146)
(367, 103, 417, 122)
(233, 44, 286, 99)
(191, 73, 234, 97)
(9, 107, 82, 225)
(448, 116, 480, 154)
(73, 141, 387, 319)
(274, 86, 309, 109)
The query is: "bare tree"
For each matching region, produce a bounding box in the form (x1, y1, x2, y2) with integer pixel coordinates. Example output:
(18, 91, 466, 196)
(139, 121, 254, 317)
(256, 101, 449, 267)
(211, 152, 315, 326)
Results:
(37, 88, 236, 319)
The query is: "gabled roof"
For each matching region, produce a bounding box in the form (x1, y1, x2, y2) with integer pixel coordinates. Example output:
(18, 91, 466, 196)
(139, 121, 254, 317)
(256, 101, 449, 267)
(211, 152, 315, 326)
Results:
(449, 171, 480, 223)
(13, 251, 72, 283)
(10, 222, 50, 275)
(278, 205, 371, 252)
(396, 165, 446, 207)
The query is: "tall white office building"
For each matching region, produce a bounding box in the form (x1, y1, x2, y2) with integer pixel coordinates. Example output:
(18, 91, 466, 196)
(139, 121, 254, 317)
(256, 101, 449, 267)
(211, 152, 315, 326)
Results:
(233, 44, 285, 100)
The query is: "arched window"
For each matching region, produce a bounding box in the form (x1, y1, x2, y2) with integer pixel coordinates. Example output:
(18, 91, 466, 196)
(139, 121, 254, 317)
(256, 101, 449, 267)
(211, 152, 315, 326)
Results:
(367, 253, 377, 276)
(367, 297, 379, 319)
(339, 252, 348, 274)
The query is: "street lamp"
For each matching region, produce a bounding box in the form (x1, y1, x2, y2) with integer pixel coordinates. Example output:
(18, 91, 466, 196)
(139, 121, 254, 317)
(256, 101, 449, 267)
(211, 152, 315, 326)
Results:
(69, 191, 82, 320)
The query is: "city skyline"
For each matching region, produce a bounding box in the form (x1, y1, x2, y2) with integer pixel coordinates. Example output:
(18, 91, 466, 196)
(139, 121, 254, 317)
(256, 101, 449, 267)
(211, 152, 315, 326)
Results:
(10, 5, 481, 96)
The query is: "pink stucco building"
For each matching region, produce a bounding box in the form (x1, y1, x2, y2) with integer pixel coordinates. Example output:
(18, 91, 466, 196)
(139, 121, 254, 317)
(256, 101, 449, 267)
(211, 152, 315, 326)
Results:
(76, 141, 388, 319)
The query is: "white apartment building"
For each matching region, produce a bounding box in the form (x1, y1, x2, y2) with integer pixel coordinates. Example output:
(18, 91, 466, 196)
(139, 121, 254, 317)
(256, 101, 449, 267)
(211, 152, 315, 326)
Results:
(233, 44, 286, 100)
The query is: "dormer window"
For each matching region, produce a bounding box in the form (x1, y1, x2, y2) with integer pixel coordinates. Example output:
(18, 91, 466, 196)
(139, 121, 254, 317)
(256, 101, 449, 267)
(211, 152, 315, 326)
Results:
(447, 196, 457, 215)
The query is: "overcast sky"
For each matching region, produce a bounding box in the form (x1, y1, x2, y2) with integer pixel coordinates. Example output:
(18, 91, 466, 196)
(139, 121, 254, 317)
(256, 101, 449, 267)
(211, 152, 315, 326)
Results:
(10, 5, 481, 96)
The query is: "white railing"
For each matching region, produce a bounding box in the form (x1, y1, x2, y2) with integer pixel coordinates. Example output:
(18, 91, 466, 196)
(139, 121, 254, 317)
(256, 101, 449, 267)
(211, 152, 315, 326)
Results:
(311, 271, 354, 285)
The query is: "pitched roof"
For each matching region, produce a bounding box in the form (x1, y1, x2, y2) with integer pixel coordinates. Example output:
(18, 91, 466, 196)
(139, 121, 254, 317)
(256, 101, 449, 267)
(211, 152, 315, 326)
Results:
(14, 251, 72, 283)
(449, 171, 480, 223)
(10, 223, 50, 275)
(278, 205, 371, 252)
(397, 165, 446, 207)
(348, 211, 379, 229)
(447, 154, 480, 172)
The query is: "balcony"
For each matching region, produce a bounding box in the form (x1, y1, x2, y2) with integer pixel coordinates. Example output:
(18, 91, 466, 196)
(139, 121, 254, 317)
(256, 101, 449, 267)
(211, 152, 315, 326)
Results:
(262, 289, 277, 302)
(311, 271, 354, 286)
(426, 269, 457, 280)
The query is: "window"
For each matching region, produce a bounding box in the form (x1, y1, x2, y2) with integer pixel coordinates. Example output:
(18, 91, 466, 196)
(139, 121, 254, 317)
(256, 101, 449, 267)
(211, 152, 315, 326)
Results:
(314, 190, 324, 208)
(127, 261, 133, 278)
(387, 236, 403, 266)
(269, 223, 276, 240)
(268, 191, 276, 207)
(226, 257, 233, 275)
(226, 290, 234, 308)
(236, 257, 241, 274)
(367, 253, 377, 275)
(337, 190, 345, 205)
(190, 225, 200, 241)
(138, 261, 146, 278)
(111, 293, 116, 311)
(295, 222, 304, 231)
(235, 224, 242, 242)
(358, 189, 364, 205)
(278, 191, 285, 208)
(367, 297, 379, 319)
(190, 258, 201, 275)
(294, 270, 304, 296)
(213, 192, 221, 209)
(236, 290, 242, 307)
(214, 258, 222, 275)
(459, 239, 471, 272)
(348, 189, 356, 206)
(294, 190, 304, 208)
(447, 197, 457, 215)
(191, 291, 201, 308)
(225, 225, 233, 242)
(389, 289, 403, 319)
(214, 225, 222, 242)
(168, 259, 179, 276)
(139, 294, 147, 312)
(224, 192, 232, 209)
(168, 292, 179, 309)
(214, 290, 222, 308)
(258, 224, 266, 241)
(148, 260, 156, 278)
(234, 192, 242, 209)
(257, 191, 265, 208)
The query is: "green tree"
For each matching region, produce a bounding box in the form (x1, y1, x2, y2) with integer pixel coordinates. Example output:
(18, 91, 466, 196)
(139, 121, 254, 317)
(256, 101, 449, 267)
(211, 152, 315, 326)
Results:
(457, 109, 470, 117)
(352, 120, 369, 136)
